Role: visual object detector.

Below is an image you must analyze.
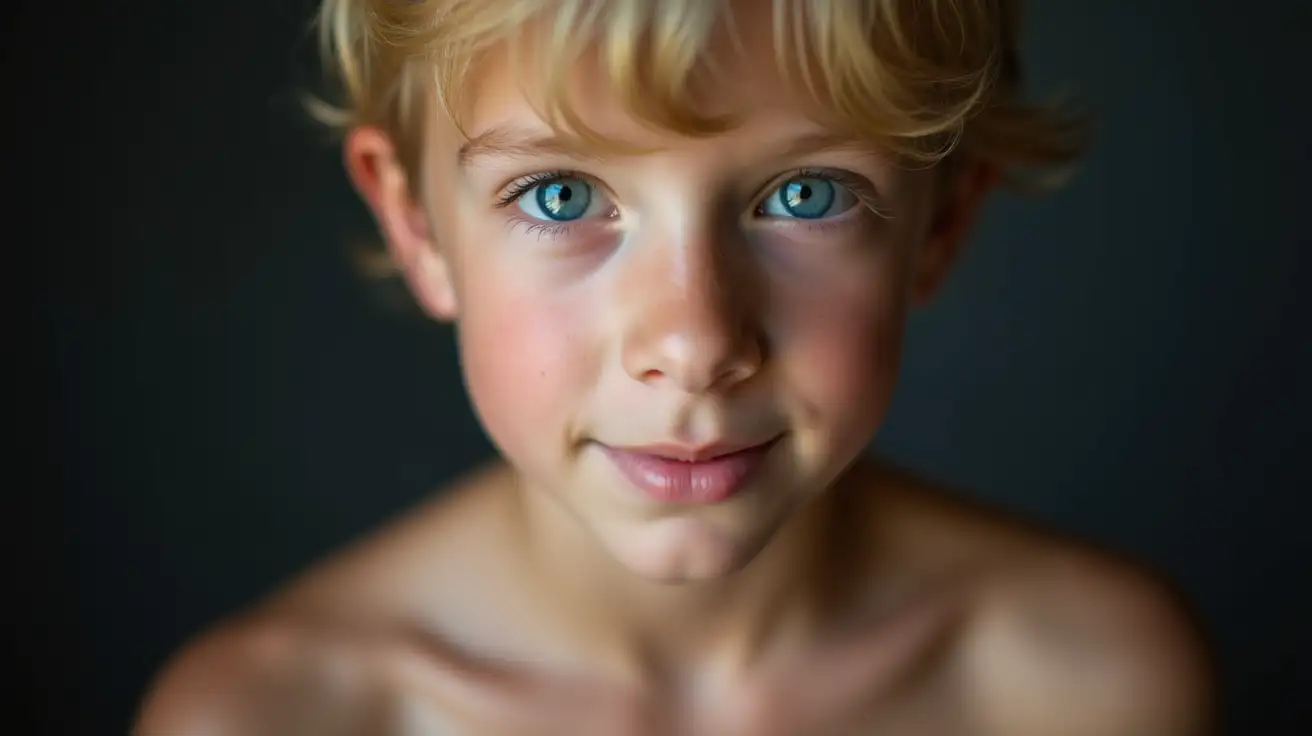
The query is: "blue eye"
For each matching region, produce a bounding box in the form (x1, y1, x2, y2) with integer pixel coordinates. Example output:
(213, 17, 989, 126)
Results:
(760, 176, 856, 220)
(519, 177, 594, 221)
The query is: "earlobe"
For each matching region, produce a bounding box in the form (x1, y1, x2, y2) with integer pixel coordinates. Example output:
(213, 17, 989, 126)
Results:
(407, 245, 459, 321)
(911, 161, 1000, 304)
(344, 126, 459, 322)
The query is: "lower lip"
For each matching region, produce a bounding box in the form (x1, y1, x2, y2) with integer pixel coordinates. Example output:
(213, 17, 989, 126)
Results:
(602, 438, 780, 505)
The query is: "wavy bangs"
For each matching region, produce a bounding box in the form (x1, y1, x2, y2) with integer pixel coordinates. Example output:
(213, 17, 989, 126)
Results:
(310, 0, 1088, 187)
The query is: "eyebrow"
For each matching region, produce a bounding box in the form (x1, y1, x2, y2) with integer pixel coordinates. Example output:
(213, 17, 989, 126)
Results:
(456, 125, 885, 168)
(773, 132, 887, 161)
(457, 126, 607, 168)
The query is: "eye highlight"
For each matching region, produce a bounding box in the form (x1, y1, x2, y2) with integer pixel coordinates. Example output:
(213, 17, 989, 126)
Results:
(756, 170, 865, 221)
(526, 177, 591, 221)
(496, 172, 613, 223)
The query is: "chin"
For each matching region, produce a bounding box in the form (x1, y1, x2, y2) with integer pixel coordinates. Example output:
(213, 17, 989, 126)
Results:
(603, 516, 774, 584)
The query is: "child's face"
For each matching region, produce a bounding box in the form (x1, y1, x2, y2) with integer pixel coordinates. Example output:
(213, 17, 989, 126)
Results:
(352, 13, 989, 582)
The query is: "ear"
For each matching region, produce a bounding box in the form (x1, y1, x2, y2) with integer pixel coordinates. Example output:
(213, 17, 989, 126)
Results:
(911, 159, 1000, 304)
(344, 126, 458, 321)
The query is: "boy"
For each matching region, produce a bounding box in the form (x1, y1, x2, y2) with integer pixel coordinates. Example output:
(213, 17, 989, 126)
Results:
(136, 0, 1214, 733)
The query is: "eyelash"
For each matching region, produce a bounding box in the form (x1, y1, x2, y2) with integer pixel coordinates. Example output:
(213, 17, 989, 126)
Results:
(492, 168, 885, 236)
(494, 170, 580, 210)
(760, 168, 887, 219)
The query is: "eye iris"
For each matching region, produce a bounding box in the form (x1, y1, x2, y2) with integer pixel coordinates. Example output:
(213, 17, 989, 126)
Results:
(537, 179, 591, 221)
(782, 178, 834, 219)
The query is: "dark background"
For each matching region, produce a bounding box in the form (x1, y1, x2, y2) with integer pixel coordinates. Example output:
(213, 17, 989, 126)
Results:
(18, 0, 1310, 733)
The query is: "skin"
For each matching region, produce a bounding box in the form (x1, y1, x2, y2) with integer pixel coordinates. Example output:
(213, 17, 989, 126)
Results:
(134, 10, 1215, 735)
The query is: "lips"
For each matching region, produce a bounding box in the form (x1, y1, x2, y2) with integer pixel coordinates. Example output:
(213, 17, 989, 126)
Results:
(602, 436, 782, 504)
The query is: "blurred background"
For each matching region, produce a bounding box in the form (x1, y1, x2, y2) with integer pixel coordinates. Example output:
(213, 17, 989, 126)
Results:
(18, 0, 1310, 732)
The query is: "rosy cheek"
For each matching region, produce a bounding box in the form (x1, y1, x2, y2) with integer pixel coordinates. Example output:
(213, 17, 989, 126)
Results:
(458, 284, 590, 464)
(778, 276, 907, 436)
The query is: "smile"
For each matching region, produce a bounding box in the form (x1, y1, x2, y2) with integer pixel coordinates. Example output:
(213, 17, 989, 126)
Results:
(601, 436, 783, 504)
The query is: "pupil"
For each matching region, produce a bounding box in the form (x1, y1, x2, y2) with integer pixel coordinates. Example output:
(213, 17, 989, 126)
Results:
(782, 178, 832, 219)
(537, 179, 591, 221)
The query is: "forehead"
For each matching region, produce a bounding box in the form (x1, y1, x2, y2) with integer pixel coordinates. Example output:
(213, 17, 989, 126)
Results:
(445, 3, 850, 154)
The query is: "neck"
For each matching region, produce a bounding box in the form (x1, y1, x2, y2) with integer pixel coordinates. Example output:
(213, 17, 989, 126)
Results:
(509, 465, 873, 688)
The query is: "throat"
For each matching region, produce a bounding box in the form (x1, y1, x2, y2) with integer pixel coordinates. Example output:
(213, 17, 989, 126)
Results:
(508, 466, 876, 689)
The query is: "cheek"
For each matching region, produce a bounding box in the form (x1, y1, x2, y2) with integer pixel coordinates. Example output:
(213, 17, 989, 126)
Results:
(776, 254, 910, 436)
(456, 276, 594, 465)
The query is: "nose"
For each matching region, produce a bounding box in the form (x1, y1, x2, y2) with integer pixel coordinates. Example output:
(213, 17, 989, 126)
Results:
(618, 229, 764, 395)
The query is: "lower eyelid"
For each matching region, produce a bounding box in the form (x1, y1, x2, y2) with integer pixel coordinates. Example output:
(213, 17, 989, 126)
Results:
(505, 214, 571, 239)
(753, 203, 878, 232)
(503, 212, 621, 241)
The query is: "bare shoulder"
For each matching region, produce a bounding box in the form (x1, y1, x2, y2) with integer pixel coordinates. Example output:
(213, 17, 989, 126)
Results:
(259, 462, 522, 624)
(135, 463, 520, 736)
(133, 616, 398, 736)
(966, 549, 1215, 735)
(867, 462, 1216, 735)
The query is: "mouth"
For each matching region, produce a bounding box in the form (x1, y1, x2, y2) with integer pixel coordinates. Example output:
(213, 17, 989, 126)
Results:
(601, 435, 783, 504)
(615, 438, 780, 463)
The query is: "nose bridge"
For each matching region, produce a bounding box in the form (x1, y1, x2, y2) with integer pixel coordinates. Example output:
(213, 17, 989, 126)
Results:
(663, 229, 732, 337)
(619, 219, 762, 393)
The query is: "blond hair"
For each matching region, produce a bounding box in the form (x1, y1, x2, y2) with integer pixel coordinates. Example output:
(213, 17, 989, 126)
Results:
(309, 0, 1088, 192)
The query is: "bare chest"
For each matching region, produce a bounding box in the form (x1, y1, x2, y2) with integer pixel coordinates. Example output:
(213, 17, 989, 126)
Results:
(386, 612, 975, 735)
(386, 659, 974, 736)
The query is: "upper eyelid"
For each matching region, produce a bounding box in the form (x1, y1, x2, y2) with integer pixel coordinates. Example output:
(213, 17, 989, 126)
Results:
(496, 170, 613, 209)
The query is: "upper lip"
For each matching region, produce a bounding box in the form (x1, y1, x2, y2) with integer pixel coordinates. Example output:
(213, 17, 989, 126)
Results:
(608, 436, 781, 462)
